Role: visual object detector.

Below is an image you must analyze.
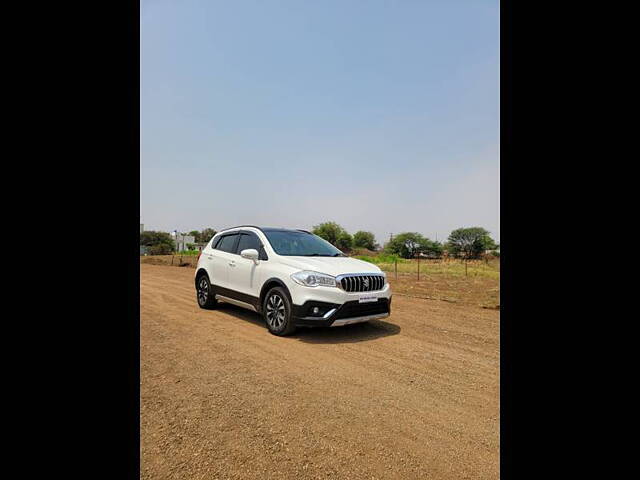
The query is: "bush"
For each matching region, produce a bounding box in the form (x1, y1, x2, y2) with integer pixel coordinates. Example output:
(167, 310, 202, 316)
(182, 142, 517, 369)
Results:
(149, 244, 173, 255)
(140, 230, 175, 253)
(351, 247, 377, 256)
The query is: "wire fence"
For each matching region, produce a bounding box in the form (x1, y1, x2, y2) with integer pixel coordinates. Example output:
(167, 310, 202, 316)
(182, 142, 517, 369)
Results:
(375, 257, 500, 280)
(140, 255, 500, 280)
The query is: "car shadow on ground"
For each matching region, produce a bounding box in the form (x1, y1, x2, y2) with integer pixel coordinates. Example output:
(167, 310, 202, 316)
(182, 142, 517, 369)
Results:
(214, 303, 401, 344)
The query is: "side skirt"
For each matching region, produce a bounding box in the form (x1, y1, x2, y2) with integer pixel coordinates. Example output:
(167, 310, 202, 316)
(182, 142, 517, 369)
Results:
(211, 285, 262, 313)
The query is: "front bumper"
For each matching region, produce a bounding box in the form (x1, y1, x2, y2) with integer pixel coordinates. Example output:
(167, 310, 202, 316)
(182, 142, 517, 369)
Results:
(292, 297, 392, 327)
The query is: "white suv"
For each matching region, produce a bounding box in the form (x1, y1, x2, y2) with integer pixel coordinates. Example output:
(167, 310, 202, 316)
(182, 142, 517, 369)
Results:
(195, 226, 392, 336)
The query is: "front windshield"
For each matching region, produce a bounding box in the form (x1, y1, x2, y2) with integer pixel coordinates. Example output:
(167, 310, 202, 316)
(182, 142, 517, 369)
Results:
(263, 230, 345, 256)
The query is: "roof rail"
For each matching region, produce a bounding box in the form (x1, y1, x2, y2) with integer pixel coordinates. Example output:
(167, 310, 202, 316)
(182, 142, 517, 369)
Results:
(217, 225, 265, 233)
(218, 226, 312, 234)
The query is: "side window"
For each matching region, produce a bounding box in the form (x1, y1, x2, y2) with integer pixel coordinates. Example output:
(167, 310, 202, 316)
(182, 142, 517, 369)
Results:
(211, 236, 222, 249)
(236, 233, 268, 260)
(216, 234, 239, 253)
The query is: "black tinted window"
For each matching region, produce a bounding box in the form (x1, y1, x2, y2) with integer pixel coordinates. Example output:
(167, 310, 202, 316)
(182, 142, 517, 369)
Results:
(237, 233, 260, 253)
(216, 234, 239, 253)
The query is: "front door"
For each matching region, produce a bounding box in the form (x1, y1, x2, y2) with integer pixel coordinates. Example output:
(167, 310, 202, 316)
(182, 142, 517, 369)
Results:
(227, 231, 265, 303)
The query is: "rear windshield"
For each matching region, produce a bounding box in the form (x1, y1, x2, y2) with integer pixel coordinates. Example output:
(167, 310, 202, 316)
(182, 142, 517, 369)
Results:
(263, 230, 344, 257)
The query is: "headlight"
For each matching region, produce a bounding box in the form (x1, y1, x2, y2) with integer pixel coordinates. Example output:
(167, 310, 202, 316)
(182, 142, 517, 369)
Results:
(290, 271, 337, 287)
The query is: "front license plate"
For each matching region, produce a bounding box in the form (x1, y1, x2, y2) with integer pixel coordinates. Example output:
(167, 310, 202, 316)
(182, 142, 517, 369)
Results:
(359, 295, 378, 303)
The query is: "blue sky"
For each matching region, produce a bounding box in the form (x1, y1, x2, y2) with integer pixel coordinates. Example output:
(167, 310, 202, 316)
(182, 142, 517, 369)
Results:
(141, 0, 499, 245)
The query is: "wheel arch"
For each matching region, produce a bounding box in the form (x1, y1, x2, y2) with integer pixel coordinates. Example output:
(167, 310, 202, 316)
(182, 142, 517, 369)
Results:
(195, 267, 209, 288)
(259, 278, 292, 309)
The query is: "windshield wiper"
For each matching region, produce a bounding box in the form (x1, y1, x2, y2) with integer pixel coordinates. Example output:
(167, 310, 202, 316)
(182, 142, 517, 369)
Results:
(332, 253, 345, 257)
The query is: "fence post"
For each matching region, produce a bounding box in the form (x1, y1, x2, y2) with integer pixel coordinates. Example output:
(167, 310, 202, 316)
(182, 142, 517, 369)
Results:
(171, 255, 174, 266)
(417, 256, 420, 281)
(465, 259, 468, 277)
(395, 259, 398, 280)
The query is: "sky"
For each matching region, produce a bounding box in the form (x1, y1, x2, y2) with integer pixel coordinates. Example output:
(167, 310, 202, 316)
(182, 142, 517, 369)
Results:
(141, 0, 499, 245)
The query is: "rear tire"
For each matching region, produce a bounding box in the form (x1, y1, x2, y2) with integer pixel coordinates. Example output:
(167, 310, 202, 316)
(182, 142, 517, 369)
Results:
(263, 287, 296, 336)
(196, 274, 217, 310)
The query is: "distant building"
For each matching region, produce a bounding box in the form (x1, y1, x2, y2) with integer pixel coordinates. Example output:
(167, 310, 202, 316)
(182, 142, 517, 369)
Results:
(171, 232, 196, 251)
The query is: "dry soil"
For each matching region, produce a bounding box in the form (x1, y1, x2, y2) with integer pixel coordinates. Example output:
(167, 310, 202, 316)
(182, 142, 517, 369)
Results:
(140, 264, 499, 480)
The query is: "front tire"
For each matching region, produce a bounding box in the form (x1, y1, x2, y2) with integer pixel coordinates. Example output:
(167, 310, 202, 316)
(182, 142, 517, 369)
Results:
(196, 274, 217, 310)
(263, 287, 296, 336)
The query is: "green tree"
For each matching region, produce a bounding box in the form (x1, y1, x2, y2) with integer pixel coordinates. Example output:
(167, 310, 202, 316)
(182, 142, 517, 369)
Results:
(140, 230, 175, 252)
(188, 230, 200, 241)
(352, 231, 377, 250)
(446, 227, 497, 259)
(335, 231, 353, 251)
(186, 243, 196, 251)
(198, 228, 217, 244)
(385, 232, 442, 259)
(424, 240, 444, 258)
(312, 222, 349, 246)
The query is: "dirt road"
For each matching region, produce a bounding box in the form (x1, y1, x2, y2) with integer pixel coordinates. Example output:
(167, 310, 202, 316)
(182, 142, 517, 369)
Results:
(141, 264, 499, 479)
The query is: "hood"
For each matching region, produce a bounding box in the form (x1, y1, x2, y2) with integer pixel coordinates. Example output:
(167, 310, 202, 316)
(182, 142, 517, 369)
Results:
(278, 256, 383, 277)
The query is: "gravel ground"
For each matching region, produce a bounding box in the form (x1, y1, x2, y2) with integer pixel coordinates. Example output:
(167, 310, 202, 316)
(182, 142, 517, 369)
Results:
(141, 264, 499, 479)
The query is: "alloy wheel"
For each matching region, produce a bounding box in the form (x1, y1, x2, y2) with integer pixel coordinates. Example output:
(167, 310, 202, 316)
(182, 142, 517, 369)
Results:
(197, 277, 209, 305)
(266, 294, 286, 329)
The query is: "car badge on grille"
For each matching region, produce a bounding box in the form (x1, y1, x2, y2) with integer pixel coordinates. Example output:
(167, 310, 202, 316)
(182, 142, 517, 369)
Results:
(363, 278, 370, 288)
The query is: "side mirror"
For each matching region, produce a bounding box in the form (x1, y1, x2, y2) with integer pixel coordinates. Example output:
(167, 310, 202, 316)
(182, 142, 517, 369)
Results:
(240, 248, 259, 262)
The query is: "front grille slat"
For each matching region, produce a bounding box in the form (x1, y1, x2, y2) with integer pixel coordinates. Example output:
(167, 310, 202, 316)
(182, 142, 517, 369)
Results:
(339, 274, 385, 293)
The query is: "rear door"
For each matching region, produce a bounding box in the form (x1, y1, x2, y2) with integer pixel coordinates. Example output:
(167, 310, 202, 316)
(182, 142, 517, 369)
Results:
(205, 232, 240, 290)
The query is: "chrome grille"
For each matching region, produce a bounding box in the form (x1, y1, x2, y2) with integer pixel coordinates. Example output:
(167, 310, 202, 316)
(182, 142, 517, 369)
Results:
(338, 274, 385, 292)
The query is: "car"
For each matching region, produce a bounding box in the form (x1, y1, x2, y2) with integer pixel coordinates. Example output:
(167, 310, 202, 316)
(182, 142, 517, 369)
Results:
(194, 226, 392, 336)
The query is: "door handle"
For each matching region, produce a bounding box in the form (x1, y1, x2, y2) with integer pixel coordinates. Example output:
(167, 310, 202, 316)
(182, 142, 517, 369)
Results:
(228, 261, 236, 267)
